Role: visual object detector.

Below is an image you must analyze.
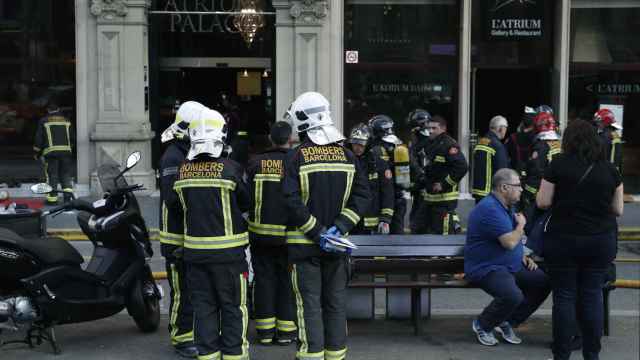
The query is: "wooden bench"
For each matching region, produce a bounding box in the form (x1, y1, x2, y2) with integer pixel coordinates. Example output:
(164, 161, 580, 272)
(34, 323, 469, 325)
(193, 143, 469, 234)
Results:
(346, 235, 616, 336)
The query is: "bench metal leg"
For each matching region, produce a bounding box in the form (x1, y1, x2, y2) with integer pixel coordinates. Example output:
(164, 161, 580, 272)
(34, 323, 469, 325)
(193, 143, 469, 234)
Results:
(603, 288, 611, 336)
(411, 287, 422, 335)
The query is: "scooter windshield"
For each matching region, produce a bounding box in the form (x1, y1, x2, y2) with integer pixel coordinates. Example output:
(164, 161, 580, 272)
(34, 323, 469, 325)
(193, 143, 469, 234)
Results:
(97, 162, 128, 194)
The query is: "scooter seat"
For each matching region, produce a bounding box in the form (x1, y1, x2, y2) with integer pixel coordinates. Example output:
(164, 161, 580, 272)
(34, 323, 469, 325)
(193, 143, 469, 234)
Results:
(0, 228, 84, 266)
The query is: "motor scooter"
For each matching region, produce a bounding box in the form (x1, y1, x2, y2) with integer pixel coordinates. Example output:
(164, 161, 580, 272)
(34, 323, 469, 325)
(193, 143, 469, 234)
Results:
(0, 151, 161, 354)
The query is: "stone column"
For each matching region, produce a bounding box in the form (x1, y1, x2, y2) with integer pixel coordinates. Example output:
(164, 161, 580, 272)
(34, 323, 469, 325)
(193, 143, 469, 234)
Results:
(553, 0, 571, 132)
(458, 0, 472, 197)
(88, 0, 155, 194)
(273, 0, 343, 132)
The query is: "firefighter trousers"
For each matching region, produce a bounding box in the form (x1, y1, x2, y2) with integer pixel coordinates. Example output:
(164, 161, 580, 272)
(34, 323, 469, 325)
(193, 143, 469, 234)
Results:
(251, 248, 297, 343)
(291, 255, 349, 360)
(164, 252, 194, 346)
(410, 200, 461, 235)
(43, 153, 73, 202)
(187, 260, 249, 360)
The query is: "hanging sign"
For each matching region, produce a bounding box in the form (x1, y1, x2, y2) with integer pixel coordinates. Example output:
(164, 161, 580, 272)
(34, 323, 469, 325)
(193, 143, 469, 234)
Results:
(486, 0, 546, 40)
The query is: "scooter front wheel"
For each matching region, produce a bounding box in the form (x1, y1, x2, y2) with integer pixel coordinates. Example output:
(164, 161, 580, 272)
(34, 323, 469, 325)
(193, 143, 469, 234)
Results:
(127, 276, 161, 333)
(133, 294, 160, 333)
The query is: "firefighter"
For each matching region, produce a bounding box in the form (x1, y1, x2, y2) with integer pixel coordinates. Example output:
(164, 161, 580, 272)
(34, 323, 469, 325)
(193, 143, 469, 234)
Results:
(411, 115, 468, 235)
(217, 92, 249, 167)
(471, 115, 510, 203)
(158, 101, 205, 358)
(592, 108, 623, 174)
(406, 109, 432, 230)
(33, 101, 74, 204)
(505, 106, 537, 177)
(282, 91, 370, 360)
(346, 123, 394, 235)
(522, 112, 561, 226)
(368, 115, 411, 234)
(246, 121, 297, 346)
(172, 108, 251, 360)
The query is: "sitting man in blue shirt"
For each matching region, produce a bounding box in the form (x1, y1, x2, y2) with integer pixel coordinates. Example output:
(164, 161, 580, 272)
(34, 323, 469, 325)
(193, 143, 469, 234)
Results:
(464, 168, 550, 346)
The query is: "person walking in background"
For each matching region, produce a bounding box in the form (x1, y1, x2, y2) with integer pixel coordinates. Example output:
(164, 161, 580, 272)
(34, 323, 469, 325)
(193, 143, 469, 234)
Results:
(536, 119, 624, 360)
(464, 168, 550, 347)
(246, 121, 297, 346)
(33, 100, 74, 204)
(471, 115, 510, 203)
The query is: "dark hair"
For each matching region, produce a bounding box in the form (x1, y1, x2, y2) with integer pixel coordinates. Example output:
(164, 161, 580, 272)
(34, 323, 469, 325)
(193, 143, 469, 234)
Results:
(429, 115, 447, 128)
(270, 121, 292, 146)
(562, 119, 605, 163)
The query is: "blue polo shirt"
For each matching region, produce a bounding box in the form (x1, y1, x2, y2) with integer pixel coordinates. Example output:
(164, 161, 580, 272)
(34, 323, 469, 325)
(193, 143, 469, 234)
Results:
(464, 194, 523, 282)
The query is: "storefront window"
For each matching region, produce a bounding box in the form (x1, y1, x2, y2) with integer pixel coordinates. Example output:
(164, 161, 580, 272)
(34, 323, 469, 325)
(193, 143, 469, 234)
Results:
(344, 0, 460, 141)
(149, 0, 275, 165)
(0, 0, 76, 186)
(569, 4, 640, 192)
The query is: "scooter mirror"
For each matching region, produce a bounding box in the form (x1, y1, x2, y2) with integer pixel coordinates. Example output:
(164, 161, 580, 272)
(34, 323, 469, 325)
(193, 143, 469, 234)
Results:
(31, 183, 53, 194)
(126, 151, 141, 170)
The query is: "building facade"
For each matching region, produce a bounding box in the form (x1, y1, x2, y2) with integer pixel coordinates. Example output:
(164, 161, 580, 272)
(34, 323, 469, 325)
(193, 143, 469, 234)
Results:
(0, 0, 638, 195)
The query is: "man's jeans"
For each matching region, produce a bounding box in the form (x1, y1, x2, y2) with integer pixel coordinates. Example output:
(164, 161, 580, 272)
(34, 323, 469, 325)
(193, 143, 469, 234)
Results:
(473, 268, 550, 331)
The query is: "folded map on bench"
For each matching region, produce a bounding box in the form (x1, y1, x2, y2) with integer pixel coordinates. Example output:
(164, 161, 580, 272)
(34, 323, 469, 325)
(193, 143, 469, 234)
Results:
(324, 235, 358, 250)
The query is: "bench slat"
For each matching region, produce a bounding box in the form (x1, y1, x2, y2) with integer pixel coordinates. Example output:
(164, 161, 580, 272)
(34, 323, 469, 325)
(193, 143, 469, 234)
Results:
(352, 245, 464, 257)
(349, 234, 465, 246)
(348, 280, 471, 289)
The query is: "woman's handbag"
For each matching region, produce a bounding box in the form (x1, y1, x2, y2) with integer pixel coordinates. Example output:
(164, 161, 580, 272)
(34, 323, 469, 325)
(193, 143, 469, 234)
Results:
(526, 163, 594, 256)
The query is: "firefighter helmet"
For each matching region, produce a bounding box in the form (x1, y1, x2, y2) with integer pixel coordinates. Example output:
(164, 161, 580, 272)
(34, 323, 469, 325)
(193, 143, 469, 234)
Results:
(533, 112, 559, 140)
(348, 123, 371, 146)
(593, 108, 622, 130)
(283, 91, 344, 145)
(161, 101, 207, 143)
(536, 104, 554, 115)
(407, 109, 431, 136)
(186, 108, 228, 160)
(369, 114, 401, 145)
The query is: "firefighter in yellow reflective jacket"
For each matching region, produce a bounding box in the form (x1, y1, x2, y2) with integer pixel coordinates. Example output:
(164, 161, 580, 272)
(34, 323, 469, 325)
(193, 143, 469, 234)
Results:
(282, 92, 370, 360)
(592, 108, 623, 174)
(158, 101, 206, 358)
(33, 101, 74, 204)
(412, 115, 468, 235)
(522, 112, 561, 230)
(471, 115, 510, 203)
(367, 115, 411, 234)
(346, 123, 394, 234)
(172, 109, 251, 360)
(246, 121, 297, 346)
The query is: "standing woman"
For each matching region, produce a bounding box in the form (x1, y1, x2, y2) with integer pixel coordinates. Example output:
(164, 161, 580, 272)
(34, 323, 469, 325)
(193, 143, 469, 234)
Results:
(536, 119, 624, 360)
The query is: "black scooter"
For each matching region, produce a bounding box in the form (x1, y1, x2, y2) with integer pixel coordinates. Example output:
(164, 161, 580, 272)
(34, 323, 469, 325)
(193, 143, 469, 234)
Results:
(0, 151, 161, 354)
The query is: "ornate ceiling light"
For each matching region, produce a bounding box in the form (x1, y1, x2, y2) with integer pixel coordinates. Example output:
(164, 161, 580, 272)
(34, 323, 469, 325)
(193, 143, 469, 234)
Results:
(233, 0, 265, 48)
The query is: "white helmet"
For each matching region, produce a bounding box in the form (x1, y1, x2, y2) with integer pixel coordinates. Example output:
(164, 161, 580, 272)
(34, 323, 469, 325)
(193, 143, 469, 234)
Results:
(284, 91, 345, 145)
(161, 101, 206, 143)
(186, 108, 228, 160)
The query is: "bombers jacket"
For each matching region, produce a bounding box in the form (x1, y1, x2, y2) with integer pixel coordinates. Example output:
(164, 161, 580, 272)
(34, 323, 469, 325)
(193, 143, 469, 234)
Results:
(246, 147, 290, 248)
(357, 150, 395, 230)
(419, 133, 468, 203)
(282, 139, 370, 261)
(505, 130, 535, 176)
(368, 140, 411, 197)
(172, 157, 250, 264)
(33, 112, 73, 157)
(409, 133, 431, 191)
(159, 140, 189, 256)
(523, 139, 561, 197)
(471, 131, 510, 198)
